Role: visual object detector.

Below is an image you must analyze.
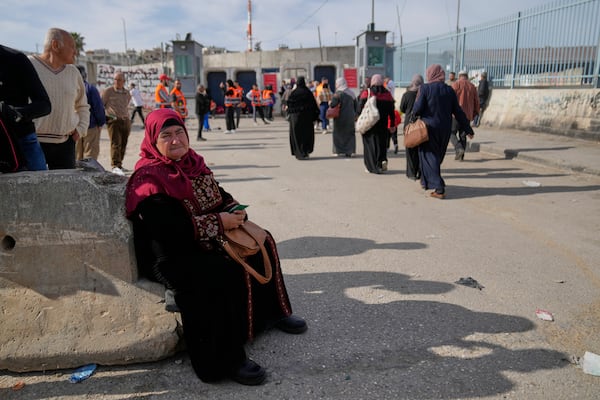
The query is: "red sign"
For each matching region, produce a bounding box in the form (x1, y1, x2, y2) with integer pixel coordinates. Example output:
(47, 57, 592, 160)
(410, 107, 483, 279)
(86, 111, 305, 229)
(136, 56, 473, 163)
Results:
(263, 73, 278, 92)
(344, 68, 358, 88)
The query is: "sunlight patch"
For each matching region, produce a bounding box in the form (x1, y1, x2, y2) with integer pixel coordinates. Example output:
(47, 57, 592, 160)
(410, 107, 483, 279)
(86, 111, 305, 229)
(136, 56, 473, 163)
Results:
(429, 344, 494, 359)
(344, 285, 403, 304)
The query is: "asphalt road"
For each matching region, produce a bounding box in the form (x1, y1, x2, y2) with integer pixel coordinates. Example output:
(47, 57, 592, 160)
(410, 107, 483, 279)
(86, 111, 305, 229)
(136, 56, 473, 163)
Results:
(2, 116, 599, 399)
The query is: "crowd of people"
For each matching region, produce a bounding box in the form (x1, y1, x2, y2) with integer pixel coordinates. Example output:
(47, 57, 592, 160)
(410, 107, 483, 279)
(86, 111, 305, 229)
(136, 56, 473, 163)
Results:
(1, 26, 488, 385)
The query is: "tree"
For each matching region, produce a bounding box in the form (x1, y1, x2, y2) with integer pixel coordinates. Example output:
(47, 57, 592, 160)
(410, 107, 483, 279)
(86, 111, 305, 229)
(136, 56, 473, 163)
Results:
(70, 32, 85, 57)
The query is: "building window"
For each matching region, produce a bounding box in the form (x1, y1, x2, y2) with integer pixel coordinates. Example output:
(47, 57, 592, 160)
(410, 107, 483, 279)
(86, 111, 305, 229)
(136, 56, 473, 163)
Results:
(368, 47, 384, 67)
(175, 55, 192, 76)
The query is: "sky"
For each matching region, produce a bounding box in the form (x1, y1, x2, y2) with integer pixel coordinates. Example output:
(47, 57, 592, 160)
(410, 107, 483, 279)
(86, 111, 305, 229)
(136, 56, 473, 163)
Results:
(1, 0, 553, 54)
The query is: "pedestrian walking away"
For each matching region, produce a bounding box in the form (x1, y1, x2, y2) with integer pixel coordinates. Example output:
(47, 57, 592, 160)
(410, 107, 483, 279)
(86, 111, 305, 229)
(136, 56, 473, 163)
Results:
(451, 70, 480, 161)
(400, 74, 424, 180)
(330, 77, 357, 157)
(129, 82, 145, 127)
(412, 64, 474, 198)
(285, 76, 320, 160)
(358, 74, 394, 174)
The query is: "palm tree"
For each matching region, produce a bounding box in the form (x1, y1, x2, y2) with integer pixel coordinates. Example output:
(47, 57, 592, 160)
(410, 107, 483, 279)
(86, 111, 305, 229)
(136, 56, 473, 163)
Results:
(70, 32, 85, 58)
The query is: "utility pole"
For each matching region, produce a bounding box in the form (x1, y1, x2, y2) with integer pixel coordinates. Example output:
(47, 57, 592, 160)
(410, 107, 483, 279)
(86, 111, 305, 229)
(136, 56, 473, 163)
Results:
(317, 26, 323, 62)
(247, 0, 253, 52)
(455, 0, 461, 72)
(121, 18, 128, 66)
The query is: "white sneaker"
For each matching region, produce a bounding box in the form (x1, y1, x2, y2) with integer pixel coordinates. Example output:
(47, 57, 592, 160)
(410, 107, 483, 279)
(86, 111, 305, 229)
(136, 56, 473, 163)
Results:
(112, 167, 125, 176)
(231, 129, 236, 133)
(224, 130, 231, 134)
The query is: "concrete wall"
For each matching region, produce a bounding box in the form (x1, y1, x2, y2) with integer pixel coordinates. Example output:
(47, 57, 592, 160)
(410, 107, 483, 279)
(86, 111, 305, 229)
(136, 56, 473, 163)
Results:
(480, 88, 600, 141)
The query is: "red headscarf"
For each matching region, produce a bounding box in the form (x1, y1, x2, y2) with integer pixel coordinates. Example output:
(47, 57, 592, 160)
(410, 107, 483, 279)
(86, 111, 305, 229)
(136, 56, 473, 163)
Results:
(426, 64, 446, 83)
(125, 108, 212, 217)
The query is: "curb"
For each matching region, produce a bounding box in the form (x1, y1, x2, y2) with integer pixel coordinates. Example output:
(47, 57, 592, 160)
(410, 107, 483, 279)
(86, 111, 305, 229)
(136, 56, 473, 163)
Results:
(469, 142, 600, 177)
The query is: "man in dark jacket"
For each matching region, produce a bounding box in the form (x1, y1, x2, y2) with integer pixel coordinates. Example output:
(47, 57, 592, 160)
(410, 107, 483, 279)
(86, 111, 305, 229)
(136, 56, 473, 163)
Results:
(195, 84, 210, 141)
(0, 44, 51, 171)
(473, 71, 490, 127)
(75, 65, 106, 161)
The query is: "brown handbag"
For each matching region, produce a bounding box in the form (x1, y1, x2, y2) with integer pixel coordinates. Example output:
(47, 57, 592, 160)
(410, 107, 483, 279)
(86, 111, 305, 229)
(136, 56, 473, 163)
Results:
(221, 221, 272, 284)
(403, 118, 429, 148)
(325, 103, 340, 119)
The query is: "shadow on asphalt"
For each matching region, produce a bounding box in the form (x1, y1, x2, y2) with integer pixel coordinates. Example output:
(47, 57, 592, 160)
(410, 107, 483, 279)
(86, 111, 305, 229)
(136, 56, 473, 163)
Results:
(277, 236, 426, 259)
(2, 271, 569, 399)
(276, 271, 569, 398)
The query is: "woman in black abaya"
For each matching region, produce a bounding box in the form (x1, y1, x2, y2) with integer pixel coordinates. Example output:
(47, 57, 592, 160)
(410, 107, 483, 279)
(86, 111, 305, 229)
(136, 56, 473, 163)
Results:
(285, 76, 320, 160)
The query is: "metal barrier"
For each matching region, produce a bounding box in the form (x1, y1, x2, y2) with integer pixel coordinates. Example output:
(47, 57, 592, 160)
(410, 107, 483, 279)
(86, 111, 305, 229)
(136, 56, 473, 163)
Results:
(392, 0, 600, 88)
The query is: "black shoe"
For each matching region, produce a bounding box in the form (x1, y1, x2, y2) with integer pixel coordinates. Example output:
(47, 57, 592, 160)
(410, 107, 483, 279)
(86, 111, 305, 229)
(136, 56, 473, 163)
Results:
(230, 359, 266, 386)
(275, 315, 308, 334)
(394, 145, 398, 154)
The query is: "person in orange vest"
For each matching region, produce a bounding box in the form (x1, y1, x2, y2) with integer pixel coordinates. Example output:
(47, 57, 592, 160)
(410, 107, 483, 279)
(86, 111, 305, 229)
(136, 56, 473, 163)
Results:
(220, 80, 239, 133)
(246, 84, 268, 125)
(154, 74, 172, 109)
(233, 81, 244, 129)
(170, 79, 188, 122)
(262, 85, 275, 121)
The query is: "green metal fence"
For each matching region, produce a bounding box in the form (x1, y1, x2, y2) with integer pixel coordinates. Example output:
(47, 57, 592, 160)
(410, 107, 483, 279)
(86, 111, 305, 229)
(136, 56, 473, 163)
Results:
(392, 0, 600, 88)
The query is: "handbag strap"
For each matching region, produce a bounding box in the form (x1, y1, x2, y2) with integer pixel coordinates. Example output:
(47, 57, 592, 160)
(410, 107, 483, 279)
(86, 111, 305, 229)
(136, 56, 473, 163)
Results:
(222, 226, 273, 284)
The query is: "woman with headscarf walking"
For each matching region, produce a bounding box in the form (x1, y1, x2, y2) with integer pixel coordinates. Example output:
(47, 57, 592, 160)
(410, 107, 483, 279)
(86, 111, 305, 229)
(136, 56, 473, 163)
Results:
(285, 76, 320, 160)
(358, 74, 395, 174)
(400, 74, 424, 180)
(412, 64, 474, 198)
(329, 77, 358, 157)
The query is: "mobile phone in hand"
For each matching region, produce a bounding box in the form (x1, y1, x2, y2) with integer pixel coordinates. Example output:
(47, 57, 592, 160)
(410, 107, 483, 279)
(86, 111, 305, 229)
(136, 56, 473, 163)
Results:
(228, 204, 249, 213)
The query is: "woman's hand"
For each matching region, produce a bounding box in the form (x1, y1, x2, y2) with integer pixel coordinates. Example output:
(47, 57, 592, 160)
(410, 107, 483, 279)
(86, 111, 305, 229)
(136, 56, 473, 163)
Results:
(220, 210, 247, 230)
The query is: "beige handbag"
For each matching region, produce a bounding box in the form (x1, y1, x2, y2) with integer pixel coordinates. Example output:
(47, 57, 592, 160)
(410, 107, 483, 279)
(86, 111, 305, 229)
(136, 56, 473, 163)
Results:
(355, 89, 380, 135)
(403, 118, 429, 148)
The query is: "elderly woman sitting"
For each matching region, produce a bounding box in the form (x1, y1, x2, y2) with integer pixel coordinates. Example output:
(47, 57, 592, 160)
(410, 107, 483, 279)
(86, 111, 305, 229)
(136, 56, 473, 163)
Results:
(125, 109, 307, 386)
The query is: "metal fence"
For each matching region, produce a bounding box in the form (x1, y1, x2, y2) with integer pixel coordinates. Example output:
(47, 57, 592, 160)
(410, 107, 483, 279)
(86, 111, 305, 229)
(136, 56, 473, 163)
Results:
(392, 0, 600, 88)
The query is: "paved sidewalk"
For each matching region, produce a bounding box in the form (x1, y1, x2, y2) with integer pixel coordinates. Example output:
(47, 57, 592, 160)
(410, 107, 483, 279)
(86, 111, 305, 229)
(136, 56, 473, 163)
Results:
(468, 127, 600, 177)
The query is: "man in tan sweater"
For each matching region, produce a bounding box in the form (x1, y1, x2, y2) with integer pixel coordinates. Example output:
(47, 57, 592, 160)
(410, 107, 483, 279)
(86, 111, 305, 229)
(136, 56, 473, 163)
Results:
(29, 27, 89, 169)
(102, 72, 131, 175)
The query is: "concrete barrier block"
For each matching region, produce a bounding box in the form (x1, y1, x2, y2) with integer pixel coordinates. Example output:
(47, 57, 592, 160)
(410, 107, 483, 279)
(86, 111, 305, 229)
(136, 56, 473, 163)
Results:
(0, 170, 181, 372)
(0, 170, 136, 295)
